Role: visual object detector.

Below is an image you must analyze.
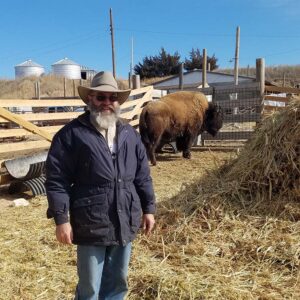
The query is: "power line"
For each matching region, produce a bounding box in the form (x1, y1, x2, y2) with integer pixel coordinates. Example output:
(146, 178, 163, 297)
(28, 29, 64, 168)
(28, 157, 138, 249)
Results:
(114, 27, 300, 39)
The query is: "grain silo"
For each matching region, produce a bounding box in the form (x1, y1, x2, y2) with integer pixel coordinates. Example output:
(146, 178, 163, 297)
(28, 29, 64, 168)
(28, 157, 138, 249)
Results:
(51, 57, 81, 79)
(14, 59, 45, 79)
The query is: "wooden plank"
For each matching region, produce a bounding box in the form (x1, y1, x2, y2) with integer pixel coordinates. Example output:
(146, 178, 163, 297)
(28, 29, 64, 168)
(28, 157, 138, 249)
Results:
(202, 131, 253, 140)
(129, 119, 139, 127)
(0, 111, 82, 123)
(129, 86, 153, 97)
(0, 140, 50, 155)
(121, 98, 143, 110)
(121, 89, 152, 119)
(264, 95, 290, 103)
(121, 107, 143, 119)
(0, 107, 53, 141)
(265, 85, 300, 94)
(0, 99, 85, 108)
(263, 105, 285, 111)
(130, 88, 152, 116)
(0, 125, 63, 138)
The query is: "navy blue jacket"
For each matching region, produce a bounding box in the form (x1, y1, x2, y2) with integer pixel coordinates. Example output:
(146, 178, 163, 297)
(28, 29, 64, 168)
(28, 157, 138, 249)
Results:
(45, 112, 156, 246)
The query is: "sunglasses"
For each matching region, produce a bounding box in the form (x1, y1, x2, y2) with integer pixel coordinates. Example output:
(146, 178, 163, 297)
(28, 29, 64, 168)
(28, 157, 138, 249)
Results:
(90, 94, 118, 102)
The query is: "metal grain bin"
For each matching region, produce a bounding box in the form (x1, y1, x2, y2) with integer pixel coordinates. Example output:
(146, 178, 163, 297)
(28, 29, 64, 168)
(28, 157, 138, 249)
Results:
(15, 59, 45, 79)
(52, 57, 81, 79)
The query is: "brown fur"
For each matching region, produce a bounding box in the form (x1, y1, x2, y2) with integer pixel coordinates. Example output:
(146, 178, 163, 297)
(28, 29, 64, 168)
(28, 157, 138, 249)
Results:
(139, 91, 223, 165)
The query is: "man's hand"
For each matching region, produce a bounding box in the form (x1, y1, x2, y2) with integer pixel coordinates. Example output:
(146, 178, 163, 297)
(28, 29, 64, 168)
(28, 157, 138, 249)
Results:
(56, 222, 73, 244)
(142, 214, 155, 235)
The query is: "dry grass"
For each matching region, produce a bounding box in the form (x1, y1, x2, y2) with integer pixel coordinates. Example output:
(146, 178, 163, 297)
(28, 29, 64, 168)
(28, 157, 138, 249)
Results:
(0, 76, 128, 99)
(0, 100, 299, 299)
(220, 65, 300, 87)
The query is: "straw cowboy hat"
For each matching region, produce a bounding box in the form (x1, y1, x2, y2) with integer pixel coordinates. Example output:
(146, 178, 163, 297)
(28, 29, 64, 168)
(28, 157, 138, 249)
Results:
(78, 71, 131, 105)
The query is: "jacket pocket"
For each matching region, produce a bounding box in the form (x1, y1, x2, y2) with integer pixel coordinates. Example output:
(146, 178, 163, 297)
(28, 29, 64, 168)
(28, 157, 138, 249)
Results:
(130, 192, 142, 231)
(70, 194, 110, 239)
(76, 147, 91, 182)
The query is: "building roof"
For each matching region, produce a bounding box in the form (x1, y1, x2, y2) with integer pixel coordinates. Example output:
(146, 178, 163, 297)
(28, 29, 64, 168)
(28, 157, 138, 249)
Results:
(15, 59, 43, 68)
(80, 65, 96, 71)
(153, 69, 256, 89)
(52, 57, 79, 66)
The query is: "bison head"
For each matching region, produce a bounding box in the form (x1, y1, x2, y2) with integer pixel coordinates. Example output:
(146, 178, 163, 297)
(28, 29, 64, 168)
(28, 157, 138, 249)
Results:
(204, 103, 223, 136)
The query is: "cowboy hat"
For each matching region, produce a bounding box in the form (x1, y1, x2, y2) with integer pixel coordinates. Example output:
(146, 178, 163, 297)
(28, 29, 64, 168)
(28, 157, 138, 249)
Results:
(78, 71, 131, 105)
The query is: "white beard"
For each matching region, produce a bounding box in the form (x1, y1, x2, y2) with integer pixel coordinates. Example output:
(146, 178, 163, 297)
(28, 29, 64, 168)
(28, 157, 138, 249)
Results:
(88, 104, 120, 130)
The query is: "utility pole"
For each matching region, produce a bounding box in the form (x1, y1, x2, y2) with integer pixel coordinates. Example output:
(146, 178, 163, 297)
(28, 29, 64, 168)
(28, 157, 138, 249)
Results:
(234, 26, 240, 85)
(109, 8, 116, 78)
(130, 37, 134, 86)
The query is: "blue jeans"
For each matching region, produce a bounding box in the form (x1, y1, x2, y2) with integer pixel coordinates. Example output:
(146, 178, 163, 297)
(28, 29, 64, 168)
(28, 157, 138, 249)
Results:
(74, 243, 132, 300)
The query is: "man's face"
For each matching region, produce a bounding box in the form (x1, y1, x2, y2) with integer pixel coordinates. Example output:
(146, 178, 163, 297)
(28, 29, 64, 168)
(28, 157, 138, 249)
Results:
(88, 92, 120, 115)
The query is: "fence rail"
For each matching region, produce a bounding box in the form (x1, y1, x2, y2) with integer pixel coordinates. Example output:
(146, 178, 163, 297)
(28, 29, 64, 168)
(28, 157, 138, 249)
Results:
(0, 86, 153, 162)
(263, 85, 300, 115)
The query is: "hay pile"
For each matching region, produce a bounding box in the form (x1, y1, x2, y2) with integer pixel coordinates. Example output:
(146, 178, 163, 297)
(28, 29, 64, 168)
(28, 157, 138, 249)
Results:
(219, 97, 300, 203)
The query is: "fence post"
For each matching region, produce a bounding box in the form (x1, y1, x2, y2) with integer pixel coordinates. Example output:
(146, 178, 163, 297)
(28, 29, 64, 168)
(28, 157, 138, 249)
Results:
(64, 77, 67, 98)
(207, 62, 211, 71)
(256, 58, 265, 97)
(35, 82, 38, 99)
(37, 81, 40, 100)
(73, 80, 76, 97)
(128, 72, 132, 89)
(179, 63, 184, 90)
(132, 75, 140, 89)
(202, 49, 207, 88)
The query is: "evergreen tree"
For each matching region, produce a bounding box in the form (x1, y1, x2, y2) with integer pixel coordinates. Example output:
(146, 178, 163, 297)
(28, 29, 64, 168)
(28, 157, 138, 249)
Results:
(184, 48, 219, 71)
(134, 48, 181, 79)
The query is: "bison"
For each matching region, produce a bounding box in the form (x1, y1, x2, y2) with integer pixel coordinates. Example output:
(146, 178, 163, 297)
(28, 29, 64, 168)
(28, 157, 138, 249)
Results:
(139, 91, 223, 165)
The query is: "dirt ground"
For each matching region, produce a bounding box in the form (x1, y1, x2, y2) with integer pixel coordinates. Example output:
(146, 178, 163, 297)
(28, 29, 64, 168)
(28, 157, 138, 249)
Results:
(2, 147, 299, 299)
(0, 191, 16, 209)
(0, 149, 234, 210)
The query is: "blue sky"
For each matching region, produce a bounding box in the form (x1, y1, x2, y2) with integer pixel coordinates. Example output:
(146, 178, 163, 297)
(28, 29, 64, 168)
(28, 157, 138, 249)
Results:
(1, 0, 300, 79)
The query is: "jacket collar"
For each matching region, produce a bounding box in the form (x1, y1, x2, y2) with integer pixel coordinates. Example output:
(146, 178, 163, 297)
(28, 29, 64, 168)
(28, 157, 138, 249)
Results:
(77, 112, 130, 152)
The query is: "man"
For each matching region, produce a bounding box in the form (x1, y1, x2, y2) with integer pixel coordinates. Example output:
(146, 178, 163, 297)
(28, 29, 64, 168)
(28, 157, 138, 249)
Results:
(45, 71, 156, 300)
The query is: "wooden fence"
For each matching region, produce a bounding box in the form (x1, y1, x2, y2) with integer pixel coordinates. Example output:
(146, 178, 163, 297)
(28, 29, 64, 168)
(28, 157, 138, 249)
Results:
(1, 82, 299, 157)
(0, 86, 153, 161)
